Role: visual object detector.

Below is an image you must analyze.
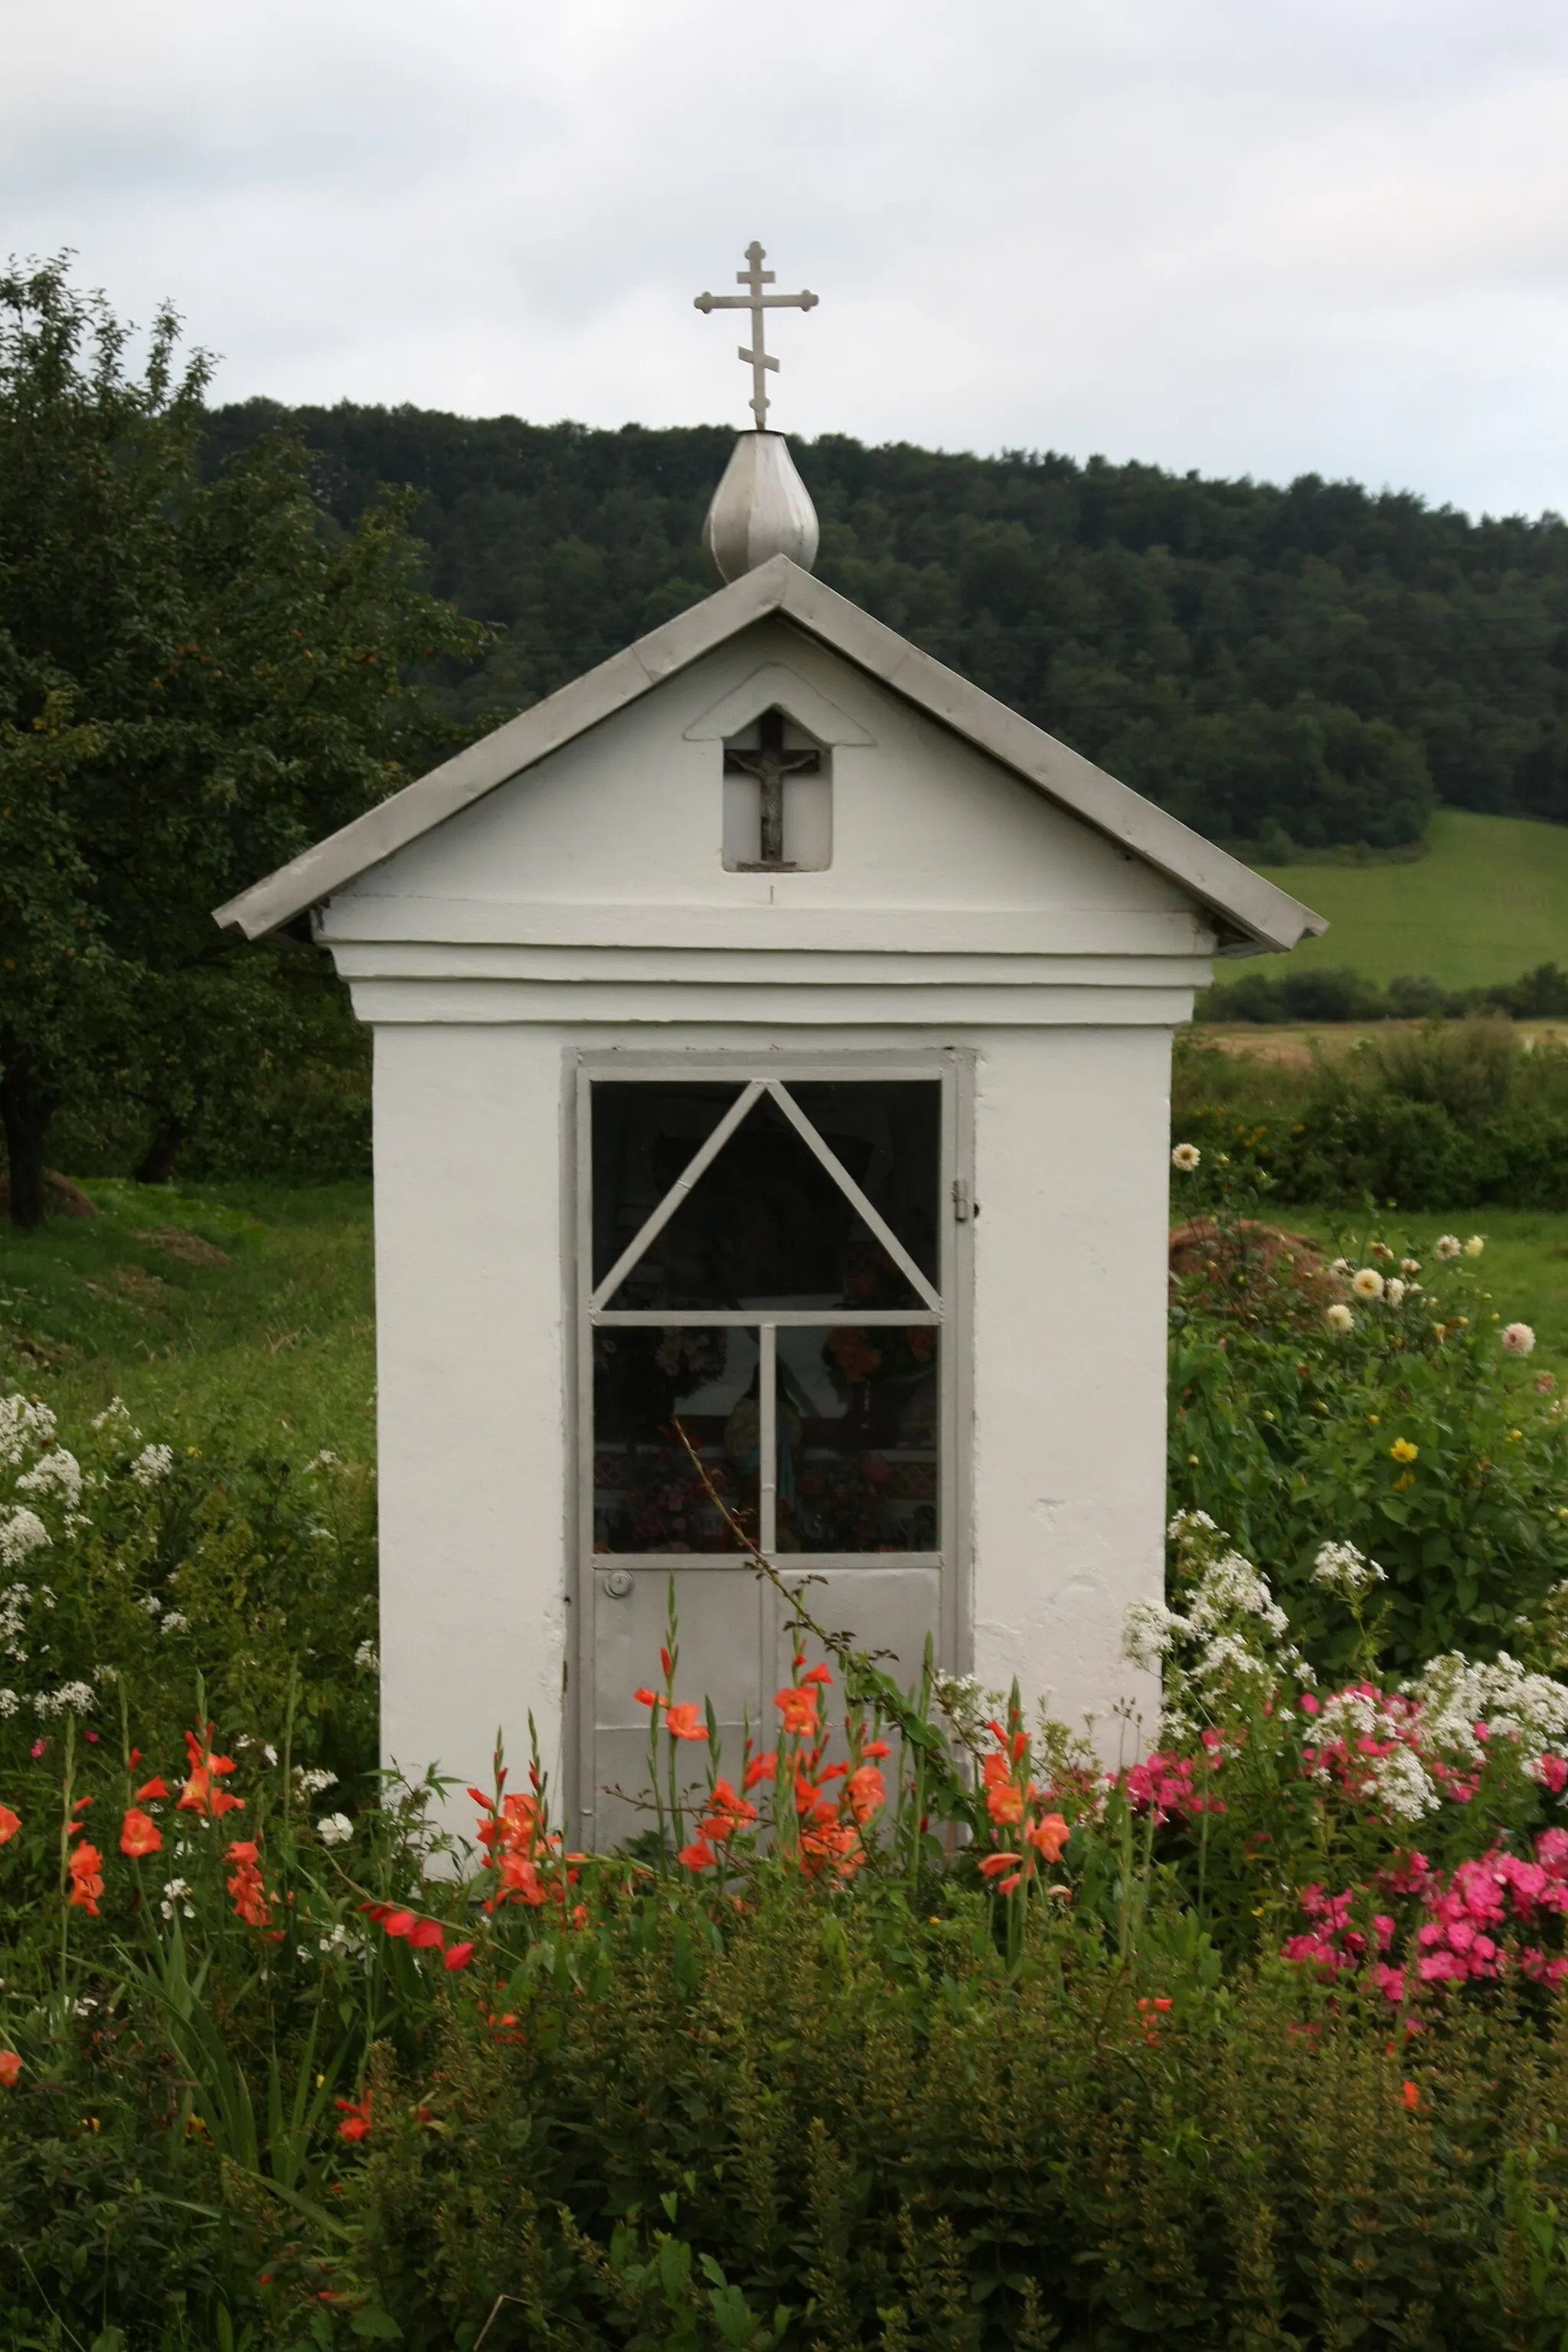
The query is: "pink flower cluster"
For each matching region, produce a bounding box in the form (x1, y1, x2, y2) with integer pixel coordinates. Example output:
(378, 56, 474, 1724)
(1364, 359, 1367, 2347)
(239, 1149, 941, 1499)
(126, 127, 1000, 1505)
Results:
(1283, 1828, 1568, 2002)
(1298, 1684, 1480, 1808)
(1119, 1736, 1227, 1827)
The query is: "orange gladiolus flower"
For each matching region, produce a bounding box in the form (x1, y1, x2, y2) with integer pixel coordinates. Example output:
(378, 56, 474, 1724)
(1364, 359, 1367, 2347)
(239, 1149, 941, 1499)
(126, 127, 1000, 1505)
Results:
(845, 1762, 887, 1824)
(986, 1782, 1025, 1826)
(1025, 1811, 1070, 1863)
(775, 1687, 819, 1737)
(678, 1836, 717, 1871)
(0, 2050, 21, 2088)
(178, 1730, 243, 1818)
(978, 1851, 1021, 1881)
(1403, 2079, 1420, 2112)
(664, 1702, 707, 1743)
(67, 1841, 104, 1915)
(633, 1686, 662, 1708)
(134, 1776, 169, 1802)
(119, 1807, 162, 1860)
(0, 1803, 20, 1846)
(802, 1663, 833, 1687)
(743, 1749, 777, 1790)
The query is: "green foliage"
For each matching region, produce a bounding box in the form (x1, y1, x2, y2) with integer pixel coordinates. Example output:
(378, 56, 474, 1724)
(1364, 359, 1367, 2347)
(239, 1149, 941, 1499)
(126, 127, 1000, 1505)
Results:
(1199, 959, 1568, 1027)
(1174, 1020, 1568, 1210)
(206, 403, 1568, 854)
(0, 1178, 376, 1465)
(0, 258, 482, 1221)
(1167, 1164, 1568, 1672)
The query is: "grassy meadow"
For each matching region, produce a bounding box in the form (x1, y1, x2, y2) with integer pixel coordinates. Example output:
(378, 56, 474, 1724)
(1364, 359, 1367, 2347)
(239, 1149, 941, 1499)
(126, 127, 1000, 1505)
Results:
(1248, 808, 1568, 988)
(0, 1178, 374, 1462)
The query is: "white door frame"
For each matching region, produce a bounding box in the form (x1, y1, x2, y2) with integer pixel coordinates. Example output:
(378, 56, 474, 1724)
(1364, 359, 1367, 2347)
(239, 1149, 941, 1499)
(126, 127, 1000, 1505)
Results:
(567, 1046, 974, 1838)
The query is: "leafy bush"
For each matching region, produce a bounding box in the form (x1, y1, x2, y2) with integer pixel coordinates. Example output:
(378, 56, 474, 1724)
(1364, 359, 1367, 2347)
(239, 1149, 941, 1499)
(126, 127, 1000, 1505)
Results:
(1197, 959, 1568, 1026)
(1168, 1161, 1568, 1668)
(1173, 1021, 1568, 1208)
(5, 1243, 1568, 2344)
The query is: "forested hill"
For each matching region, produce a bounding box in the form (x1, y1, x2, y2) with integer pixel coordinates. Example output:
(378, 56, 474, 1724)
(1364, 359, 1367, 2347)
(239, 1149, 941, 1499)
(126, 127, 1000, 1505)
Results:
(206, 400, 1568, 853)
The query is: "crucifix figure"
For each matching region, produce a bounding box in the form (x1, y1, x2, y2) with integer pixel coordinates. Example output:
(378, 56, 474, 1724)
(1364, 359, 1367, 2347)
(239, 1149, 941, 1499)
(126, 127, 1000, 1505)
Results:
(694, 240, 819, 427)
(725, 708, 821, 868)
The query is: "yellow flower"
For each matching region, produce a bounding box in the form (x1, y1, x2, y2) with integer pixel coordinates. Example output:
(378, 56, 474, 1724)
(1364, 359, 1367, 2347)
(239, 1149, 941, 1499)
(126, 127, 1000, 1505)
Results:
(1393, 1471, 1416, 1493)
(1390, 1439, 1419, 1464)
(1508, 1428, 1523, 1442)
(1367, 1414, 1380, 1427)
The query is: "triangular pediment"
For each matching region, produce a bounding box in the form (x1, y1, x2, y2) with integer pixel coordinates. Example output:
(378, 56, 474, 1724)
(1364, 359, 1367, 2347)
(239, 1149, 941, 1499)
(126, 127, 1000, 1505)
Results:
(214, 555, 1325, 957)
(682, 662, 875, 747)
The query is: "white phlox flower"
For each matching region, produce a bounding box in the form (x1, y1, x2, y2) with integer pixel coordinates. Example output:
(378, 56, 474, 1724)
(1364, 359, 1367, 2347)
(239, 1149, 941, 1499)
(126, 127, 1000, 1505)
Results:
(1312, 1541, 1387, 1600)
(0, 1393, 57, 1470)
(159, 1612, 190, 1636)
(129, 1443, 175, 1488)
(1410, 1652, 1568, 1770)
(352, 1639, 379, 1671)
(34, 1681, 95, 1718)
(294, 1766, 338, 1798)
(1166, 1508, 1217, 1546)
(16, 1449, 82, 1508)
(0, 1509, 51, 1570)
(1369, 1746, 1441, 1823)
(1122, 1599, 1182, 1673)
(316, 1812, 354, 1846)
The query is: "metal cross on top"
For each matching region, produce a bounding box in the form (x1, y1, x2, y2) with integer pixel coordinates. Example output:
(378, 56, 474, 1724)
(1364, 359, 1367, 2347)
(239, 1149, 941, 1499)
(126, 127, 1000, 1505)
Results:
(694, 240, 819, 428)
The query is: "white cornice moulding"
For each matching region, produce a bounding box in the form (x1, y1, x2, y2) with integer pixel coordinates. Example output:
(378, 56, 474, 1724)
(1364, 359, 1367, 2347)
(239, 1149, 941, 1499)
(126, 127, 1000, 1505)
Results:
(681, 662, 875, 745)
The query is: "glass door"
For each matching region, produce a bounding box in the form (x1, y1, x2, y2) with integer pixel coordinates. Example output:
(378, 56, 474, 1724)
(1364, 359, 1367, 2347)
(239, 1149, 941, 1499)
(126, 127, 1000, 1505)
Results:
(574, 1057, 964, 1842)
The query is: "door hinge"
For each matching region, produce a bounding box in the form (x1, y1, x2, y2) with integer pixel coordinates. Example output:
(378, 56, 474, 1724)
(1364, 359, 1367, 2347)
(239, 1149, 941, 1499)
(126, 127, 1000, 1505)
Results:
(952, 1178, 974, 1223)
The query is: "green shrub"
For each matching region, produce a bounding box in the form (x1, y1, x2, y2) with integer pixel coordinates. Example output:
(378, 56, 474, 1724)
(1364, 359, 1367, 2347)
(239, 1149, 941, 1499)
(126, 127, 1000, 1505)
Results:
(1173, 1023, 1568, 1209)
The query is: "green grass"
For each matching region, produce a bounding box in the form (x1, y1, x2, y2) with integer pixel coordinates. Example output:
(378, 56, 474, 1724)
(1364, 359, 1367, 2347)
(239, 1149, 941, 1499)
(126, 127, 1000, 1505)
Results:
(3, 1178, 1565, 1463)
(1253, 1207, 1568, 1380)
(1250, 808, 1568, 989)
(0, 1178, 374, 1463)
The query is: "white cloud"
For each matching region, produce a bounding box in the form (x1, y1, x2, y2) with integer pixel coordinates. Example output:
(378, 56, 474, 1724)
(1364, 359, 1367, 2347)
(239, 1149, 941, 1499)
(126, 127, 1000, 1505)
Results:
(6, 0, 1568, 514)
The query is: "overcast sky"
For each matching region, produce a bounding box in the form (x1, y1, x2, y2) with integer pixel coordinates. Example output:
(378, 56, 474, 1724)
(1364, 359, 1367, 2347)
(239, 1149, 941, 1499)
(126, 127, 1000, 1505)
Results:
(7, 0, 1568, 518)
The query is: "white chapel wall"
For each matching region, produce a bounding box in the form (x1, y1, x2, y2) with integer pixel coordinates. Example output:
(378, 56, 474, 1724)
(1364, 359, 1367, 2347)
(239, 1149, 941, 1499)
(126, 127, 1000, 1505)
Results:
(371, 1013, 1168, 1829)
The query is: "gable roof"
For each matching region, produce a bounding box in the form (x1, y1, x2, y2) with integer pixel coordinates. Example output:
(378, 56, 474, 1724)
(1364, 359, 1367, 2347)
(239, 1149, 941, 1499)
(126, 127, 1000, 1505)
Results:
(214, 554, 1325, 956)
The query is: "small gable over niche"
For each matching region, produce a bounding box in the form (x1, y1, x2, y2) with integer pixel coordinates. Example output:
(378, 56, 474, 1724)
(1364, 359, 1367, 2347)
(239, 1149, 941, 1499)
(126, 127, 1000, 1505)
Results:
(687, 658, 876, 877)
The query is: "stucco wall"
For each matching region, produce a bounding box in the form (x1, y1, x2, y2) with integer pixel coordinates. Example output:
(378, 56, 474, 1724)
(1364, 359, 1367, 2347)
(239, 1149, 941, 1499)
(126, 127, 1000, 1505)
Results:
(371, 1016, 1165, 1840)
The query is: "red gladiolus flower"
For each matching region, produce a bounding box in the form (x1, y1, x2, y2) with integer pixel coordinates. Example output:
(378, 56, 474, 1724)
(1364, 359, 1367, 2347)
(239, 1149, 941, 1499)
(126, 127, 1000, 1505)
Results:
(119, 1808, 162, 1860)
(444, 1940, 475, 1971)
(0, 1803, 19, 1846)
(134, 1777, 169, 1802)
(845, 1763, 887, 1824)
(744, 1750, 777, 1790)
(678, 1836, 717, 1871)
(224, 1839, 275, 1929)
(335, 2092, 373, 2143)
(775, 1687, 819, 1737)
(861, 1740, 891, 1760)
(633, 1687, 661, 1708)
(664, 1702, 707, 1743)
(1403, 2080, 1420, 2112)
(67, 1842, 104, 1914)
(0, 2050, 21, 2087)
(381, 1909, 416, 1939)
(408, 1919, 446, 1950)
(802, 1663, 832, 1687)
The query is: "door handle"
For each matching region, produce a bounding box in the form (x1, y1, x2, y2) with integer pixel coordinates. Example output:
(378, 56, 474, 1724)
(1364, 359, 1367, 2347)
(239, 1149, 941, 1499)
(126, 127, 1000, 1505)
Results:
(602, 1568, 634, 1599)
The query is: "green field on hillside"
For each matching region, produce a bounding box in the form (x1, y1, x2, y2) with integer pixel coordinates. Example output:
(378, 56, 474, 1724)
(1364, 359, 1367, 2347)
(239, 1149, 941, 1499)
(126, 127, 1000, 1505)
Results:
(1247, 809, 1568, 988)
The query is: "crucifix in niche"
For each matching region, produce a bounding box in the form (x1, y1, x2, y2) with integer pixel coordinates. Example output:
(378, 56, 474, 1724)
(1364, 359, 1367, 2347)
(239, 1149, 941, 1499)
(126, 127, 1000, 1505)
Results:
(723, 707, 829, 872)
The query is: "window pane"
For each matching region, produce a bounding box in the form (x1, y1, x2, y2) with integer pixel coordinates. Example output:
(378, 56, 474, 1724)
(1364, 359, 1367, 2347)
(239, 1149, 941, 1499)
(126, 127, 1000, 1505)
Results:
(593, 1325, 760, 1553)
(590, 1080, 939, 1311)
(776, 1325, 940, 1555)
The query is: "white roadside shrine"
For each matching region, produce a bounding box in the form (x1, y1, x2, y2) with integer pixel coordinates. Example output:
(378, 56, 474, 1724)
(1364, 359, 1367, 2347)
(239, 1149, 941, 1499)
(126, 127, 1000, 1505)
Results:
(217, 254, 1325, 1838)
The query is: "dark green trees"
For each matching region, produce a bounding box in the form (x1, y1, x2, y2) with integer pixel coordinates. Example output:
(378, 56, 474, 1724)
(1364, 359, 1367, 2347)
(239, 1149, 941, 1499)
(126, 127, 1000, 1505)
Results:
(0, 260, 482, 1225)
